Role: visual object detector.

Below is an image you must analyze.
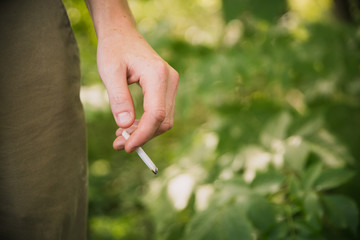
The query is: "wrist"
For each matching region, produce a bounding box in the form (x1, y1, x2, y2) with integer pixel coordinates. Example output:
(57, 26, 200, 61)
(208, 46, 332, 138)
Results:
(97, 25, 139, 43)
(86, 0, 137, 39)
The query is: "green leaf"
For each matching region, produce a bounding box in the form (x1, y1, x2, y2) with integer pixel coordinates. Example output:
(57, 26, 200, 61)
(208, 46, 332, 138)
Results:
(302, 162, 322, 191)
(307, 129, 355, 167)
(267, 221, 288, 240)
(314, 169, 355, 191)
(288, 175, 303, 199)
(260, 112, 292, 148)
(294, 117, 323, 138)
(251, 171, 284, 195)
(183, 204, 252, 240)
(211, 179, 250, 208)
(304, 192, 323, 230)
(247, 195, 276, 232)
(284, 138, 309, 173)
(292, 219, 314, 238)
(322, 194, 359, 235)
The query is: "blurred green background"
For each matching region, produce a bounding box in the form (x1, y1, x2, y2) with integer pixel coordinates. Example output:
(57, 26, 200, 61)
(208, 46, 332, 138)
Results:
(63, 0, 360, 239)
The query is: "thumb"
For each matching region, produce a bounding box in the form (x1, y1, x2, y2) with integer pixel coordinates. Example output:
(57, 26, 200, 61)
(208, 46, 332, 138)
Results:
(103, 68, 135, 128)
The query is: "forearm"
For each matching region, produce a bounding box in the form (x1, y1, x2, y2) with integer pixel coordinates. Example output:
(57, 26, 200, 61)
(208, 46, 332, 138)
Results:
(85, 0, 137, 39)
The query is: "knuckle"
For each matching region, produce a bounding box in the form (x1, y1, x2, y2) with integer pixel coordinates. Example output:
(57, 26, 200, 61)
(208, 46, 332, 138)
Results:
(172, 69, 179, 81)
(108, 87, 130, 105)
(160, 120, 173, 132)
(111, 92, 128, 105)
(154, 61, 169, 80)
(99, 64, 119, 81)
(167, 121, 174, 131)
(152, 109, 166, 123)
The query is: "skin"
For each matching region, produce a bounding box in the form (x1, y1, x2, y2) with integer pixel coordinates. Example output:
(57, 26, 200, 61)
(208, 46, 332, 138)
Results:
(85, 0, 179, 153)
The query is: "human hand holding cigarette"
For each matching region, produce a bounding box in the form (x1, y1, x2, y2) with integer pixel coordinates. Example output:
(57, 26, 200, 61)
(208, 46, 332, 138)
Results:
(87, 0, 178, 173)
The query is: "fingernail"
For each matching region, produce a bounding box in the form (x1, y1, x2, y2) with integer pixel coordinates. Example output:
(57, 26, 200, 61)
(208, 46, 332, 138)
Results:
(114, 143, 125, 151)
(117, 112, 132, 126)
(113, 138, 126, 150)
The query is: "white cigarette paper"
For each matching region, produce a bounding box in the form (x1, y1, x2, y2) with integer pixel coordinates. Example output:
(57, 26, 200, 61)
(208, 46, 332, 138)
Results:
(122, 130, 158, 174)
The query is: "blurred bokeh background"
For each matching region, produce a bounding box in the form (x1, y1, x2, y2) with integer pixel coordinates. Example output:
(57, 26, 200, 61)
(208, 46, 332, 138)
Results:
(63, 0, 360, 239)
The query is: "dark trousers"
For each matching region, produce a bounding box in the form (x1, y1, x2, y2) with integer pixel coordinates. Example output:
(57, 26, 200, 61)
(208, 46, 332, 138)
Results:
(0, 0, 88, 239)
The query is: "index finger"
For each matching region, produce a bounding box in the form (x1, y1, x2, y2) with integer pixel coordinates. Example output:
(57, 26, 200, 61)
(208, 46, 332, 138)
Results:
(124, 64, 168, 152)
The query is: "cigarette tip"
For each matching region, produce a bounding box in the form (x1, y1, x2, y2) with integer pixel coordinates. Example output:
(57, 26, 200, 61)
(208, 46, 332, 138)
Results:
(152, 168, 158, 175)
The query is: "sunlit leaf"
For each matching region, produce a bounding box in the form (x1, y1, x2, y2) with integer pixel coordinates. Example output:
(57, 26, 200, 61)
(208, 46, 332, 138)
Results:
(260, 112, 292, 148)
(284, 137, 309, 173)
(314, 169, 355, 191)
(251, 171, 284, 195)
(184, 204, 252, 240)
(211, 178, 250, 207)
(294, 117, 323, 138)
(307, 129, 355, 167)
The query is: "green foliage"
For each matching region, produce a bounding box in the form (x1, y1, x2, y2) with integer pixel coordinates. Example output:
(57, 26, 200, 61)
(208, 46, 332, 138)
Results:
(222, 0, 287, 22)
(144, 111, 358, 240)
(323, 194, 358, 235)
(63, 0, 360, 239)
(184, 204, 253, 240)
(315, 169, 355, 191)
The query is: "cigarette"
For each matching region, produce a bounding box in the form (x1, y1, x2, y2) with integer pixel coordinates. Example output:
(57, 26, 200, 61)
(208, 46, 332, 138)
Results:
(122, 130, 158, 174)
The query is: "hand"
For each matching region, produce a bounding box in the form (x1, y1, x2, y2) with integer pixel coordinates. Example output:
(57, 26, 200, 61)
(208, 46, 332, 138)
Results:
(96, 29, 179, 152)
